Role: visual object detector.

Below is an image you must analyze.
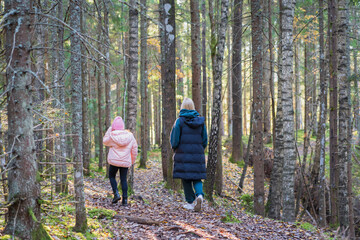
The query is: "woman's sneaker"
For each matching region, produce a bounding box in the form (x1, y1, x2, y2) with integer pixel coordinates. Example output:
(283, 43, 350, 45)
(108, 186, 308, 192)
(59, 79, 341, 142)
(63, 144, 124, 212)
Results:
(183, 202, 195, 210)
(194, 195, 203, 212)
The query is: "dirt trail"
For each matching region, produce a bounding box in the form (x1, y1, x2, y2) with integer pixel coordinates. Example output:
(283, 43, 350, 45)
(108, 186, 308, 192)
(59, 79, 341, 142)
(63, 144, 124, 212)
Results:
(84, 152, 324, 239)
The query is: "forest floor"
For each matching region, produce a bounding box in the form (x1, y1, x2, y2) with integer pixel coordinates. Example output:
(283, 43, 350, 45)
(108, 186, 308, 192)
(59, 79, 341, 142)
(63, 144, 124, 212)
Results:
(1, 148, 333, 239)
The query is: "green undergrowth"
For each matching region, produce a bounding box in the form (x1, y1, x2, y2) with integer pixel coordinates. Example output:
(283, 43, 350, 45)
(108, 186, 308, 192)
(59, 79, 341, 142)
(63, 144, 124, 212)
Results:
(221, 211, 242, 223)
(41, 204, 116, 239)
(295, 222, 317, 232)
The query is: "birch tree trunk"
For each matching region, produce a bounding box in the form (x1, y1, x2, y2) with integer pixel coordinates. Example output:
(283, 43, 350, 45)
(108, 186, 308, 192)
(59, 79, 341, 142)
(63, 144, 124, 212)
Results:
(70, 0, 87, 232)
(204, 0, 229, 201)
(140, 0, 148, 169)
(191, 0, 202, 112)
(280, 0, 296, 223)
(127, 0, 139, 190)
(251, 0, 265, 216)
(4, 0, 51, 238)
(232, 0, 243, 162)
(337, 0, 350, 233)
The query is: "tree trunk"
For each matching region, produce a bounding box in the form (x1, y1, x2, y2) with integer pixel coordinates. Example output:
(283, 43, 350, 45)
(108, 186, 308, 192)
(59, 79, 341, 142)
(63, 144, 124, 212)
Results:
(251, 0, 265, 216)
(215, 110, 223, 195)
(328, 0, 339, 225)
(127, 0, 139, 191)
(58, 0, 68, 192)
(204, 0, 229, 202)
(303, 40, 311, 171)
(140, 0, 148, 169)
(353, 10, 360, 145)
(268, 0, 276, 147)
(104, 0, 111, 177)
(191, 0, 202, 112)
(201, 0, 207, 119)
(33, 2, 46, 175)
(232, 0, 243, 162)
(337, 0, 350, 233)
(81, 1, 90, 177)
(96, 1, 104, 170)
(4, 0, 51, 238)
(294, 29, 301, 135)
(177, 40, 184, 109)
(280, 0, 296, 223)
(154, 80, 161, 146)
(161, 0, 180, 190)
(268, 0, 283, 220)
(227, 27, 232, 136)
(313, 0, 327, 227)
(262, 0, 271, 143)
(70, 0, 88, 232)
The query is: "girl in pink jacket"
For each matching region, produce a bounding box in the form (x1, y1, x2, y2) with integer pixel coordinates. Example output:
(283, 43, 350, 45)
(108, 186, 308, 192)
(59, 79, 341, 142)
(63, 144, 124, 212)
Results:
(103, 116, 138, 205)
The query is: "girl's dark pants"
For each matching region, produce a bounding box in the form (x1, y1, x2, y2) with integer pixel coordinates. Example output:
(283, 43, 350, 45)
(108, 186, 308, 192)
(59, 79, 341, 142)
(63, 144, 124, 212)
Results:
(109, 165, 128, 198)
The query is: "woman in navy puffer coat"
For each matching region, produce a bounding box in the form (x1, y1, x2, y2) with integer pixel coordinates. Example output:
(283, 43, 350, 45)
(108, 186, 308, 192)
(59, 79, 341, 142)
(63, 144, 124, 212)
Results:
(170, 98, 207, 212)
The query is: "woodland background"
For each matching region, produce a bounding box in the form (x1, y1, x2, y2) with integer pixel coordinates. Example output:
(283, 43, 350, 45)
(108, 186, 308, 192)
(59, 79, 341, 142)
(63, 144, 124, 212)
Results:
(0, 0, 360, 239)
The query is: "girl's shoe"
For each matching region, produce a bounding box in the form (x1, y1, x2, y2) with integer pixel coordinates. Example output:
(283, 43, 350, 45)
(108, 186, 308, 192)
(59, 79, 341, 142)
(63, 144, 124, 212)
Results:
(194, 195, 203, 212)
(122, 197, 128, 206)
(112, 194, 121, 204)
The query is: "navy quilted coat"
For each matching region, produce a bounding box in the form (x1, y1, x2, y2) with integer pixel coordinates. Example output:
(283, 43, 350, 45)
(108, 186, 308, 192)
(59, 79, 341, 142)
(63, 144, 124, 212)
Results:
(170, 109, 207, 180)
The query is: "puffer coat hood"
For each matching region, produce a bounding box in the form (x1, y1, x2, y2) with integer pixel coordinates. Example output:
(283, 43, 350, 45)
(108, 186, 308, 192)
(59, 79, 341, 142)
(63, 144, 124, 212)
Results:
(103, 127, 138, 168)
(109, 130, 133, 147)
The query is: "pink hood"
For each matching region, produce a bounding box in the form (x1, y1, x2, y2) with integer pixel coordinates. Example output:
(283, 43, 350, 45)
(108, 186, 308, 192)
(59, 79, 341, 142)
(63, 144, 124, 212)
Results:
(103, 127, 138, 168)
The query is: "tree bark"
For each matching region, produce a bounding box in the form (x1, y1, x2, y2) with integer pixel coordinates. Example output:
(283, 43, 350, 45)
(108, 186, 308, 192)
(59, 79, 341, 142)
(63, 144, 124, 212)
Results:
(70, 0, 88, 232)
(251, 0, 265, 216)
(103, 0, 111, 177)
(268, 0, 283, 220)
(161, 0, 179, 189)
(81, 1, 90, 177)
(328, 0, 339, 225)
(280, 0, 296, 223)
(4, 0, 51, 238)
(201, 0, 207, 119)
(127, 0, 139, 190)
(337, 0, 350, 233)
(204, 0, 229, 202)
(353, 10, 360, 145)
(232, 0, 243, 162)
(262, 0, 271, 143)
(190, 0, 202, 112)
(312, 0, 327, 227)
(96, 0, 104, 171)
(140, 0, 148, 169)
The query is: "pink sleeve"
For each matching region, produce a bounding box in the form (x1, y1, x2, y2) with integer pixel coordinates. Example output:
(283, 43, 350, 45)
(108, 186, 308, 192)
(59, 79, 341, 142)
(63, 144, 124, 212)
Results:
(103, 127, 114, 147)
(131, 135, 138, 165)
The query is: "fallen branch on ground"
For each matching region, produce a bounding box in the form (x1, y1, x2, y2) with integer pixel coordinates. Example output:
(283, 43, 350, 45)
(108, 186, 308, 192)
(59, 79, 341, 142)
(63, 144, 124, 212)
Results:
(114, 215, 161, 225)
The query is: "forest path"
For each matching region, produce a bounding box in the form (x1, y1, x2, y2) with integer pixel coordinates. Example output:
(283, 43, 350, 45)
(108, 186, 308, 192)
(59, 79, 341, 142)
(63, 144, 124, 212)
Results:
(84, 151, 323, 239)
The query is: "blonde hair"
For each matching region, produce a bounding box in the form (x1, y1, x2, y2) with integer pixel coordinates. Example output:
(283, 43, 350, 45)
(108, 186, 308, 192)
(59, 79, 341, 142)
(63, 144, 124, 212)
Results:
(180, 98, 195, 110)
